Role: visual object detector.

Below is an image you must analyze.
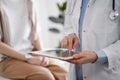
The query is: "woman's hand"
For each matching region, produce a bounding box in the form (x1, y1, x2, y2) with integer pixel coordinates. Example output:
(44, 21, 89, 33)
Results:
(27, 56, 50, 67)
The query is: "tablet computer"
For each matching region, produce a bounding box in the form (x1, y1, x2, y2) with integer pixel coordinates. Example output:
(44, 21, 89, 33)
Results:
(29, 48, 76, 60)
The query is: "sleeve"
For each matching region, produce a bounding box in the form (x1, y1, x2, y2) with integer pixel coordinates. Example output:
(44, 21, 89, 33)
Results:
(102, 41, 120, 69)
(94, 50, 108, 64)
(101, 0, 120, 69)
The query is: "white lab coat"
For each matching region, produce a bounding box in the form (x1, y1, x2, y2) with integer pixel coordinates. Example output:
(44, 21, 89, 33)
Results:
(64, 0, 120, 80)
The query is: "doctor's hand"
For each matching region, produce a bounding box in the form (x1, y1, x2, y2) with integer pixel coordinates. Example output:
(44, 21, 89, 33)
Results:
(28, 56, 49, 67)
(61, 34, 79, 51)
(67, 51, 98, 65)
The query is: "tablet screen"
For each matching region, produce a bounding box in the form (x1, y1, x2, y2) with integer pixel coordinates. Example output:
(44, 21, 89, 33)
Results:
(29, 48, 78, 60)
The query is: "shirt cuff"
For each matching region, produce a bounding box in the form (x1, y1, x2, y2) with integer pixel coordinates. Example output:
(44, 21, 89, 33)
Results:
(94, 50, 108, 64)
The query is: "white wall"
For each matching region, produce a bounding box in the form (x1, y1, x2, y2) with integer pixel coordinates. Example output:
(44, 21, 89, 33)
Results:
(35, 0, 66, 49)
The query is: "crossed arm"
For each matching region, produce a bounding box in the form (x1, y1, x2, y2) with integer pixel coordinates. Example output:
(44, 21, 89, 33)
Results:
(0, 34, 50, 66)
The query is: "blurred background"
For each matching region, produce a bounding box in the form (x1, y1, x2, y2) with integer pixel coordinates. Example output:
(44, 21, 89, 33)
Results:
(35, 0, 66, 49)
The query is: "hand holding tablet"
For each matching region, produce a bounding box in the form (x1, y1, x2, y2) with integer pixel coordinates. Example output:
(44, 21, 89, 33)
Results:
(29, 48, 79, 60)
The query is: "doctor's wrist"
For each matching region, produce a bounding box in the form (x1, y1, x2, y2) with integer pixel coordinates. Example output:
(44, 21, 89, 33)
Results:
(91, 51, 98, 63)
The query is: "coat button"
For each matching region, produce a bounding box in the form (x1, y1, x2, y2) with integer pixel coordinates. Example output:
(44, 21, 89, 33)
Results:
(83, 30, 86, 32)
(112, 67, 116, 71)
(84, 76, 87, 79)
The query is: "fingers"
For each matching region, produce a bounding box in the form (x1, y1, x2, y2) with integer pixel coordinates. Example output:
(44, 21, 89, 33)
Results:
(61, 36, 68, 48)
(40, 57, 49, 67)
(68, 37, 74, 50)
(67, 53, 84, 65)
(61, 34, 79, 50)
(38, 56, 43, 65)
(62, 36, 73, 50)
(69, 34, 79, 50)
(67, 57, 85, 65)
(43, 57, 49, 66)
(73, 37, 79, 48)
(73, 54, 83, 59)
(67, 51, 97, 65)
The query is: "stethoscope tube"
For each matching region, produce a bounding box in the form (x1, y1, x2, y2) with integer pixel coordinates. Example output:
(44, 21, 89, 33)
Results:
(112, 0, 115, 11)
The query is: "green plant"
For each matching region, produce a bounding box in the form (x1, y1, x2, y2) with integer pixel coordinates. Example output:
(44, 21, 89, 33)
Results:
(48, 1, 67, 50)
(48, 1, 66, 33)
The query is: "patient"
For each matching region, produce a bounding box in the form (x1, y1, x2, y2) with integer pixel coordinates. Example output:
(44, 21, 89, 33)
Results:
(0, 0, 67, 80)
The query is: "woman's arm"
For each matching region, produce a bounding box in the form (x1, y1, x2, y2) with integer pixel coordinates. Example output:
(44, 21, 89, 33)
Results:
(0, 41, 25, 61)
(33, 34, 41, 51)
(0, 41, 49, 66)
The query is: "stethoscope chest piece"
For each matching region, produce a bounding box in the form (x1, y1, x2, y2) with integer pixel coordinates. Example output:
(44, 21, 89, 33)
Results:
(109, 10, 119, 20)
(109, 0, 119, 20)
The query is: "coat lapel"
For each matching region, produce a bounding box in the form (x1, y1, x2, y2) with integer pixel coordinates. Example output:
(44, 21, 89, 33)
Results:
(88, 0, 97, 7)
(66, 0, 79, 15)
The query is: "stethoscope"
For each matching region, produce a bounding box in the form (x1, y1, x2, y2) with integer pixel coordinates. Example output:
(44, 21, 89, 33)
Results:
(109, 0, 119, 20)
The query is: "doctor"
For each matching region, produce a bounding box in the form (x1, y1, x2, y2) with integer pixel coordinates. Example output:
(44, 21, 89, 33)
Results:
(62, 0, 120, 80)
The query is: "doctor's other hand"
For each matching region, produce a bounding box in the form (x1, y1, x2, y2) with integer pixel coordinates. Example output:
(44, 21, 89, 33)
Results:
(67, 51, 98, 65)
(61, 33, 79, 51)
(27, 56, 49, 67)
